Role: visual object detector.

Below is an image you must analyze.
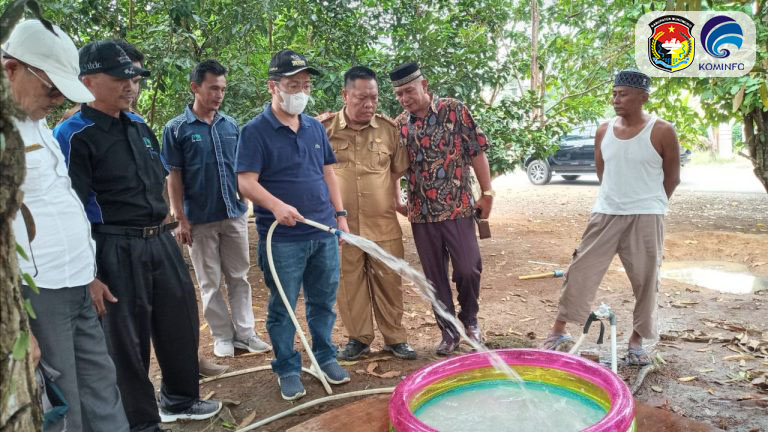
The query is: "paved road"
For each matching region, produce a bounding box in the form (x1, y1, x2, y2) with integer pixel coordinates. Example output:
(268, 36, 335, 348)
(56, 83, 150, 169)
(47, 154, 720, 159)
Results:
(494, 159, 766, 194)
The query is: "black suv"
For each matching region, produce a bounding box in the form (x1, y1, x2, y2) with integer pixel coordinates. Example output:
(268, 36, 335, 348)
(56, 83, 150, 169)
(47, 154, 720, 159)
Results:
(524, 124, 691, 185)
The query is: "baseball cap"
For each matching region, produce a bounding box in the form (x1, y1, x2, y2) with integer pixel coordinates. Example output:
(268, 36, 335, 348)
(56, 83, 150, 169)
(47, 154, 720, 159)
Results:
(2, 20, 94, 103)
(79, 40, 150, 79)
(268, 49, 321, 78)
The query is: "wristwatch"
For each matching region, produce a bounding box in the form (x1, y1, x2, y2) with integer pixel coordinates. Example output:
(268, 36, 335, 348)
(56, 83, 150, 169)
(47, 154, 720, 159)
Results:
(335, 210, 348, 218)
(482, 190, 496, 197)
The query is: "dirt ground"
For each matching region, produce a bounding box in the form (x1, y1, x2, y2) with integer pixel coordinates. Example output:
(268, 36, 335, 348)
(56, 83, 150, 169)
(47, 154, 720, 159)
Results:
(157, 160, 768, 432)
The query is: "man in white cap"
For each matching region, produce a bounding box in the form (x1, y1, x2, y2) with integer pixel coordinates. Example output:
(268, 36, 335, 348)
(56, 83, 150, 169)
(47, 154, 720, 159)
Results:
(3, 20, 129, 431)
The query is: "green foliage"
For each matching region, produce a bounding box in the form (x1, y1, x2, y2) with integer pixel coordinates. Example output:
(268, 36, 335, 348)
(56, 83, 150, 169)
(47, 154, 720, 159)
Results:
(1, 0, 764, 176)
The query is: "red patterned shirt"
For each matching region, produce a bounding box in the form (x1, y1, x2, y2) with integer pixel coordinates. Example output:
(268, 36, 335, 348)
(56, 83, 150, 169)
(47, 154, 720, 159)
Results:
(396, 95, 489, 223)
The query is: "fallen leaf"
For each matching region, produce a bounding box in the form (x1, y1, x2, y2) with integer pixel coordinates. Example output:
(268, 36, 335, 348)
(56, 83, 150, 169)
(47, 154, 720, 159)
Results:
(202, 391, 215, 400)
(367, 362, 379, 374)
(238, 411, 257, 429)
(338, 360, 359, 366)
(378, 370, 402, 378)
(655, 353, 667, 365)
(651, 386, 663, 392)
(724, 354, 754, 361)
(678, 376, 697, 382)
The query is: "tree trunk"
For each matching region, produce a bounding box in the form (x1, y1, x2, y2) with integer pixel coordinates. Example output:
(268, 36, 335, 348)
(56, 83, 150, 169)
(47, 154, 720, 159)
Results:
(530, 0, 541, 123)
(744, 108, 768, 193)
(0, 64, 42, 430)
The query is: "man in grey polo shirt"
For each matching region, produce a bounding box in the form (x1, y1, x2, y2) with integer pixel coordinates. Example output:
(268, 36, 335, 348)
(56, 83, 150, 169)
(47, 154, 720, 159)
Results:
(163, 59, 270, 359)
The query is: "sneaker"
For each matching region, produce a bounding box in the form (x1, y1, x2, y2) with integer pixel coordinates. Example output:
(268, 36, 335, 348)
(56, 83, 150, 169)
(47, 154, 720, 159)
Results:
(320, 361, 351, 385)
(277, 375, 306, 401)
(233, 335, 272, 354)
(213, 339, 234, 358)
(159, 399, 222, 422)
(384, 343, 417, 360)
(337, 339, 370, 361)
(436, 337, 458, 356)
(198, 356, 229, 377)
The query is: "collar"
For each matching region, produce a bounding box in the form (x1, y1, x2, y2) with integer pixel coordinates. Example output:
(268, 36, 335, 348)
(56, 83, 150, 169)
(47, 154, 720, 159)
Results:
(339, 107, 378, 130)
(409, 94, 439, 121)
(81, 104, 129, 132)
(184, 104, 221, 125)
(428, 93, 440, 114)
(263, 103, 306, 130)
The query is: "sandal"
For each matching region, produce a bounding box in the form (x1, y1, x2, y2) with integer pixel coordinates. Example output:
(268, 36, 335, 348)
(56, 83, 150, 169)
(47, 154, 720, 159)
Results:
(625, 347, 652, 366)
(540, 334, 574, 352)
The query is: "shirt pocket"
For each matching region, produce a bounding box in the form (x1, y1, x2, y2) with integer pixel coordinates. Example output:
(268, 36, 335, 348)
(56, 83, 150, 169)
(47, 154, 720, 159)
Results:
(22, 150, 48, 193)
(331, 139, 353, 169)
(367, 139, 391, 171)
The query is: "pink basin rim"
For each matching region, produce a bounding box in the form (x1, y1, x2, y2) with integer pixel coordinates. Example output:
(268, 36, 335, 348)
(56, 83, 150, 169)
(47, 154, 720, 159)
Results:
(389, 348, 635, 432)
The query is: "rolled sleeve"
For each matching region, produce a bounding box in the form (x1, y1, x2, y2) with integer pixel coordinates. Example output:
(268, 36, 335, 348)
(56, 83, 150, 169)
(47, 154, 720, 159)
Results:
(459, 104, 489, 157)
(161, 124, 184, 170)
(236, 123, 264, 173)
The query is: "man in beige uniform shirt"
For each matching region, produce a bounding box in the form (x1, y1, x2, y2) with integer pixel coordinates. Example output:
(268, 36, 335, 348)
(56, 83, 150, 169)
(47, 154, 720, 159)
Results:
(319, 66, 416, 360)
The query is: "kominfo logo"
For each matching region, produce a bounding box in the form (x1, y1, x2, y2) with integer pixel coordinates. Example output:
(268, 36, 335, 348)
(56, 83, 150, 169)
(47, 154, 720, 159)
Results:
(635, 11, 755, 77)
(701, 15, 743, 58)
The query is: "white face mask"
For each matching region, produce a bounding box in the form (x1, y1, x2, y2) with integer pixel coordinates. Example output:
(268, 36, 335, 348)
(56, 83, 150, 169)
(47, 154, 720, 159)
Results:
(278, 89, 309, 115)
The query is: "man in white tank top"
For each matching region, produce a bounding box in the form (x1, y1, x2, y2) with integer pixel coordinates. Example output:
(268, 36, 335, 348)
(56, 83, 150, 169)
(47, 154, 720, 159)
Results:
(541, 70, 681, 366)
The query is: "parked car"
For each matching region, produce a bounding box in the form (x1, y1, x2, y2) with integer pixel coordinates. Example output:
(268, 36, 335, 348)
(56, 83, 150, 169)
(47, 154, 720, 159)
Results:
(524, 123, 692, 185)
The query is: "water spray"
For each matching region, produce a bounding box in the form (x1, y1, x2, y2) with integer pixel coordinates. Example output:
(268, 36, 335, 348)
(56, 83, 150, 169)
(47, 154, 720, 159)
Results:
(568, 303, 618, 373)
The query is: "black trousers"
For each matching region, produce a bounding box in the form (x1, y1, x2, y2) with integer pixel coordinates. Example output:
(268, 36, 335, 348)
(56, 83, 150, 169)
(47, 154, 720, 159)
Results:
(411, 217, 483, 341)
(94, 230, 200, 430)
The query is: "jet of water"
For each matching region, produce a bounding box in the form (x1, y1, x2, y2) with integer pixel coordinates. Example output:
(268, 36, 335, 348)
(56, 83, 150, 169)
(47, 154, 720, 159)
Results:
(339, 231, 566, 428)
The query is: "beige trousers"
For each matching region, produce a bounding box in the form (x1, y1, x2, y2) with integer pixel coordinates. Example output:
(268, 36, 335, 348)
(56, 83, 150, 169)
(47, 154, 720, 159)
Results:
(338, 238, 407, 345)
(556, 213, 664, 340)
(189, 213, 255, 342)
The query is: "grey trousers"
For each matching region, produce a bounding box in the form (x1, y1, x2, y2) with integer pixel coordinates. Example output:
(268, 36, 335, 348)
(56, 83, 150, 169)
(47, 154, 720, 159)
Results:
(24, 285, 129, 432)
(189, 213, 255, 342)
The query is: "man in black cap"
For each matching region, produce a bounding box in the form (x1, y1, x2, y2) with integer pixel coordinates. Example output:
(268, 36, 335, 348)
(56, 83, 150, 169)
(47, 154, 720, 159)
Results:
(389, 62, 494, 356)
(237, 49, 351, 401)
(542, 69, 680, 367)
(54, 40, 221, 431)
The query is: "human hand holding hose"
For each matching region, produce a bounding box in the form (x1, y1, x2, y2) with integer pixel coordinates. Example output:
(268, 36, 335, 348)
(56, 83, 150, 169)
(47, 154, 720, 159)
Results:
(272, 201, 304, 226)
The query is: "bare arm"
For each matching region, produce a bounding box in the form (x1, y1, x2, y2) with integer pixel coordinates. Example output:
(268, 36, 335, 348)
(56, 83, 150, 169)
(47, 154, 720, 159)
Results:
(471, 151, 494, 219)
(238, 172, 303, 225)
(323, 165, 349, 234)
(653, 121, 681, 199)
(167, 169, 192, 244)
(594, 122, 609, 183)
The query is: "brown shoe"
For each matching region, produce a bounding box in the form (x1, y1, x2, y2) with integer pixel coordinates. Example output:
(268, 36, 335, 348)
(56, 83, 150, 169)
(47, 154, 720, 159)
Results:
(465, 325, 484, 345)
(199, 356, 229, 378)
(436, 338, 458, 356)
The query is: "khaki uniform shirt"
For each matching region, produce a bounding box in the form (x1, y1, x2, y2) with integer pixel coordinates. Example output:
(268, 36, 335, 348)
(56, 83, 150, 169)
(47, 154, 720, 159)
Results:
(320, 109, 408, 241)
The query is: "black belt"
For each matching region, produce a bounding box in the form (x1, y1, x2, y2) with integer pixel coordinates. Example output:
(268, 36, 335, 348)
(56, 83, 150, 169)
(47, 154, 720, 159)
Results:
(92, 221, 179, 238)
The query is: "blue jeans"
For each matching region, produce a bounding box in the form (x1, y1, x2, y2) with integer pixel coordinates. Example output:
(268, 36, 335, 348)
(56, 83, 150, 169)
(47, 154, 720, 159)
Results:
(258, 236, 340, 378)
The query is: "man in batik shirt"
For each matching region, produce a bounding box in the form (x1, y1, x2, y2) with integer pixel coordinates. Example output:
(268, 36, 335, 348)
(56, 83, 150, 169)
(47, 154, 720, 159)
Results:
(390, 61, 494, 356)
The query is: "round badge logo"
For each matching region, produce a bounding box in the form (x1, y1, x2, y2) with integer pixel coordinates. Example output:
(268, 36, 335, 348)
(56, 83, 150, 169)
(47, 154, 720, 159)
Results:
(648, 15, 695, 73)
(700, 15, 743, 58)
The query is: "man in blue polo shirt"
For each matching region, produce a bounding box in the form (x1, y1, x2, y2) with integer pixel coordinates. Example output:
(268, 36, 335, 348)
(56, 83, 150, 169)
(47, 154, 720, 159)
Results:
(162, 60, 270, 360)
(236, 49, 350, 401)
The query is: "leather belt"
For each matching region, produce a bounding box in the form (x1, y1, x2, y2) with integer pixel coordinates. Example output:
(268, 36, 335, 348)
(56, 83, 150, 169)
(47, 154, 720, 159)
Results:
(92, 221, 179, 238)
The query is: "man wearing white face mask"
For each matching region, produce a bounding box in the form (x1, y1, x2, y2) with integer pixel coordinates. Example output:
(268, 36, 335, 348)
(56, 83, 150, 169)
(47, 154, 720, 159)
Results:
(236, 49, 350, 401)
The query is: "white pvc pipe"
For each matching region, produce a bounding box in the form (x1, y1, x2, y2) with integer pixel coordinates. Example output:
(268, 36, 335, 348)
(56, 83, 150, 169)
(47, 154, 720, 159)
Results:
(266, 220, 333, 395)
(610, 323, 617, 374)
(235, 387, 396, 432)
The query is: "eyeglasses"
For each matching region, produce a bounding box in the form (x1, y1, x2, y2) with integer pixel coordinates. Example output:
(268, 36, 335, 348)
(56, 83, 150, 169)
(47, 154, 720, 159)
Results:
(278, 81, 312, 94)
(26, 66, 63, 99)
